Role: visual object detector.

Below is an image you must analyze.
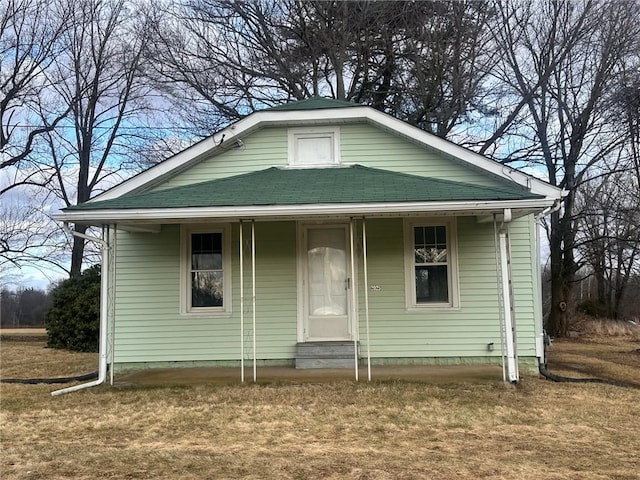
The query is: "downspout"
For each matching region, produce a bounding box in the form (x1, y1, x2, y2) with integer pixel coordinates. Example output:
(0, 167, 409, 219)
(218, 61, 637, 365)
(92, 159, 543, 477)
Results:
(493, 215, 507, 382)
(52, 224, 110, 396)
(498, 209, 519, 384)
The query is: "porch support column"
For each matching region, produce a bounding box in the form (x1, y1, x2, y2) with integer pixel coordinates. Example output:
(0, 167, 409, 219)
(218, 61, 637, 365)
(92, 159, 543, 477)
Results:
(498, 221, 519, 383)
(109, 225, 117, 386)
(349, 218, 358, 381)
(362, 218, 371, 381)
(251, 220, 257, 383)
(239, 221, 245, 383)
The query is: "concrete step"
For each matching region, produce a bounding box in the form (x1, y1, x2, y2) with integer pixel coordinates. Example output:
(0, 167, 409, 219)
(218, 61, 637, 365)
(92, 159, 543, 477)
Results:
(295, 341, 358, 369)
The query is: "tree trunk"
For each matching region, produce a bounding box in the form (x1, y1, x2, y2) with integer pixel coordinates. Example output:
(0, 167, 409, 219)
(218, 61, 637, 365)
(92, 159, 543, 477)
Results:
(547, 209, 570, 337)
(70, 224, 87, 278)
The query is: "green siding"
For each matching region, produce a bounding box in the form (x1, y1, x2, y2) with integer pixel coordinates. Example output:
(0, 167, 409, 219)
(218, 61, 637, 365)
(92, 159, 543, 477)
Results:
(154, 127, 288, 191)
(353, 216, 535, 360)
(112, 216, 538, 365)
(154, 123, 510, 191)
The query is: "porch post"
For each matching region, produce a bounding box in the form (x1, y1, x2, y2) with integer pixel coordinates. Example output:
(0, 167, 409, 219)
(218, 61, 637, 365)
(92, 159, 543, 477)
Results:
(349, 218, 358, 381)
(239, 221, 245, 383)
(362, 218, 371, 381)
(251, 220, 257, 383)
(109, 225, 117, 386)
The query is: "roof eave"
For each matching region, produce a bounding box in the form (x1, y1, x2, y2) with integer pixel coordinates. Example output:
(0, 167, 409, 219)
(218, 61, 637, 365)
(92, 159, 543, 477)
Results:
(54, 198, 556, 226)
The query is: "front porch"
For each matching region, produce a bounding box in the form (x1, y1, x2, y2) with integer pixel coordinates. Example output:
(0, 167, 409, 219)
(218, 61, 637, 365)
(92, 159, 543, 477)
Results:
(114, 363, 506, 387)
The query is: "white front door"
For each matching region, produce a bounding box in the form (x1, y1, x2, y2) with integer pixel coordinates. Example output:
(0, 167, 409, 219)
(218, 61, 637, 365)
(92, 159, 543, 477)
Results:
(301, 225, 352, 341)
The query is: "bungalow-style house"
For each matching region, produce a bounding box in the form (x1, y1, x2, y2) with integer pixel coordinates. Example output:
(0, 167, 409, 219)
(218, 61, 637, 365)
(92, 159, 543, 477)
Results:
(53, 97, 563, 393)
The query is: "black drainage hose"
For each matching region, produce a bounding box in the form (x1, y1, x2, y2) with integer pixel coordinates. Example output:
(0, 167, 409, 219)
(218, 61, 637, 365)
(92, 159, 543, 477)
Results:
(0, 371, 98, 385)
(538, 362, 631, 388)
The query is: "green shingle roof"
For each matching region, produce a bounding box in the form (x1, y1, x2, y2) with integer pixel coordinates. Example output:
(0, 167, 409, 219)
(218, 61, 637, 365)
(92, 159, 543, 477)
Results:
(266, 97, 359, 111)
(66, 165, 542, 212)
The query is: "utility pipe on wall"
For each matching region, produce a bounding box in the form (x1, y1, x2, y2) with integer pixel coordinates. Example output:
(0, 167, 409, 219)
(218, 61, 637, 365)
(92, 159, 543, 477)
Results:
(52, 224, 110, 396)
(499, 230, 518, 383)
(498, 209, 518, 383)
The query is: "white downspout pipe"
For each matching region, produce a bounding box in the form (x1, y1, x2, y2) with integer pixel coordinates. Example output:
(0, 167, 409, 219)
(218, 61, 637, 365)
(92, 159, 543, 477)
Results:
(52, 224, 110, 396)
(493, 215, 507, 382)
(498, 209, 518, 383)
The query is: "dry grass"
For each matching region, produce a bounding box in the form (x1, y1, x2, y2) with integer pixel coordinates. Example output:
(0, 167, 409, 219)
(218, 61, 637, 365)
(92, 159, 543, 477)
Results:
(569, 314, 640, 337)
(2, 337, 640, 480)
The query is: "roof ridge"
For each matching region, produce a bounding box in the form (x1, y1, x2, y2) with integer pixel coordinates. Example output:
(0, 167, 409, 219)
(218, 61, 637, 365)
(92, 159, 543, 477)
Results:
(266, 96, 360, 111)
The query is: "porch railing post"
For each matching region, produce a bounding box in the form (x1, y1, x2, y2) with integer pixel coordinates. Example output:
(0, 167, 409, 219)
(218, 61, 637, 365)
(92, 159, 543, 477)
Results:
(239, 221, 245, 383)
(349, 218, 358, 381)
(362, 218, 371, 382)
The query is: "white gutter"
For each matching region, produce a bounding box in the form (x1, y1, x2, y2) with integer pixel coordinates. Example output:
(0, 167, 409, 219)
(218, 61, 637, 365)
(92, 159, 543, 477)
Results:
(54, 198, 556, 225)
(52, 224, 109, 396)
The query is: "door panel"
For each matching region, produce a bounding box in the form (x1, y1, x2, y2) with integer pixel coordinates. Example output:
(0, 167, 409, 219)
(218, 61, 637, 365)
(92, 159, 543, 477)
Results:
(304, 226, 351, 340)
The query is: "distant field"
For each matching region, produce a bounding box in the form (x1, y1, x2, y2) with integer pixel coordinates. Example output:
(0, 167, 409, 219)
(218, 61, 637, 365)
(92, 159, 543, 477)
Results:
(1, 334, 639, 480)
(0, 328, 46, 335)
(0, 328, 47, 342)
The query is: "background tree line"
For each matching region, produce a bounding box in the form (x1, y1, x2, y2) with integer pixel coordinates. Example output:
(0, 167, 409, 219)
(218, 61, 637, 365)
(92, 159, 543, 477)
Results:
(1, 0, 639, 336)
(0, 286, 51, 327)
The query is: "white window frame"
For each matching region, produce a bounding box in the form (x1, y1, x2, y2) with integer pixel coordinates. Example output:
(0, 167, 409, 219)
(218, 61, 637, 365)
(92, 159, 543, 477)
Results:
(180, 224, 232, 316)
(287, 126, 341, 167)
(404, 218, 460, 310)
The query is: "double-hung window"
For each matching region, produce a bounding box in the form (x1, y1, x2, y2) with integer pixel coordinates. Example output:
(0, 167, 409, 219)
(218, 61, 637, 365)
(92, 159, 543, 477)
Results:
(181, 225, 231, 314)
(404, 219, 459, 309)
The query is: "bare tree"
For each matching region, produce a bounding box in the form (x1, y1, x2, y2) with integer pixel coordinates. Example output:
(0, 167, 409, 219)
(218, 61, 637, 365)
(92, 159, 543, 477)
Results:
(0, 0, 71, 177)
(0, 200, 68, 273)
(481, 0, 640, 336)
(42, 0, 155, 277)
(146, 0, 497, 137)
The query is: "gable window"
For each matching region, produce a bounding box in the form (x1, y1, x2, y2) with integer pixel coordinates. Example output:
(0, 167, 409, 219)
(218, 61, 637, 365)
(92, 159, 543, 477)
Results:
(404, 219, 459, 309)
(288, 127, 340, 167)
(181, 225, 231, 315)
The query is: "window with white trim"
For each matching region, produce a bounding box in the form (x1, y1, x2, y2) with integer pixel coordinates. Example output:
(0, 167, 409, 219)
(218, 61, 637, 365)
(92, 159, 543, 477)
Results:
(288, 127, 340, 167)
(181, 225, 231, 314)
(404, 219, 459, 309)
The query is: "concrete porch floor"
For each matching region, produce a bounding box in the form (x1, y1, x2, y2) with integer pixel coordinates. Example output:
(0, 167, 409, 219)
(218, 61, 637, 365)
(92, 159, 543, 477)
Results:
(115, 364, 506, 387)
